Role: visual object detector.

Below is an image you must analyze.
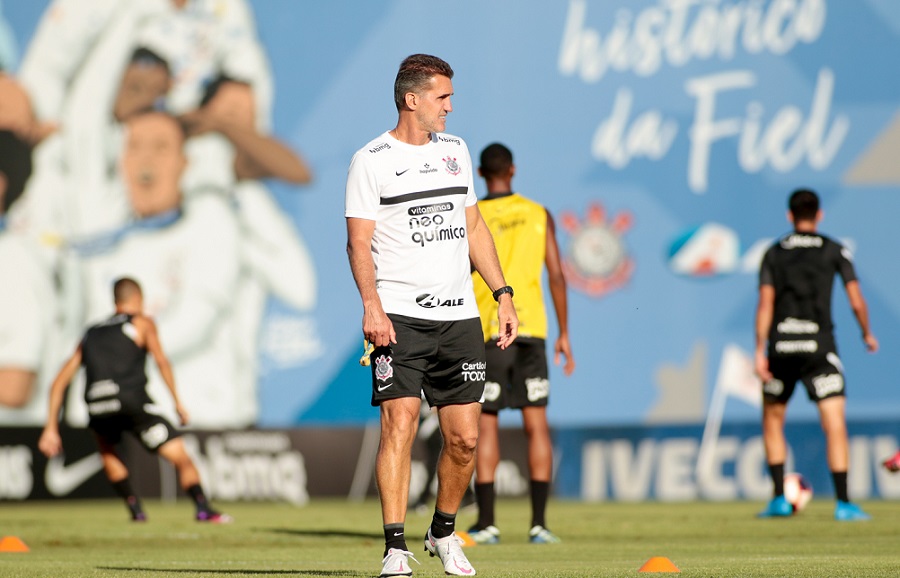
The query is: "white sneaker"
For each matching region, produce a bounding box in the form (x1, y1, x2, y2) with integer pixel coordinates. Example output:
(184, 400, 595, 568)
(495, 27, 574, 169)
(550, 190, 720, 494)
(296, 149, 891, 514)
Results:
(424, 528, 476, 576)
(380, 548, 419, 577)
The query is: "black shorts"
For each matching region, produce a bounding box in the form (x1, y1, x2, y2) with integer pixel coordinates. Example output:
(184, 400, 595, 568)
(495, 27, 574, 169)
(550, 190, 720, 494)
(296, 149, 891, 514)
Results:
(481, 337, 549, 413)
(368, 314, 486, 408)
(89, 406, 181, 452)
(764, 341, 845, 404)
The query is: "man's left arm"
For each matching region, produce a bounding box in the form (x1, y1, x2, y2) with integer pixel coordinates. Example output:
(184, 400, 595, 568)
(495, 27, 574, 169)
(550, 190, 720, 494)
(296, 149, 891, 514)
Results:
(845, 281, 878, 353)
(544, 210, 574, 375)
(466, 204, 517, 349)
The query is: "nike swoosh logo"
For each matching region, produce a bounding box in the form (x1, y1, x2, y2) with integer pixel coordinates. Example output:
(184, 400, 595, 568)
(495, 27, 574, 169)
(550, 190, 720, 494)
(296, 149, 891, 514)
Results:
(393, 532, 403, 536)
(395, 169, 410, 176)
(45, 453, 105, 496)
(377, 383, 393, 392)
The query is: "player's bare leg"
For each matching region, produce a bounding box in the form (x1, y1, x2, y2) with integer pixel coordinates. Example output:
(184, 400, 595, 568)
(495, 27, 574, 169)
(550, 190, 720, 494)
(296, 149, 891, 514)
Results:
(817, 397, 848, 472)
(158, 437, 231, 523)
(424, 402, 479, 575)
(762, 401, 788, 466)
(95, 436, 145, 521)
(757, 402, 792, 517)
(377, 397, 420, 526)
(522, 406, 559, 542)
(817, 396, 867, 519)
(474, 411, 500, 485)
(469, 410, 501, 544)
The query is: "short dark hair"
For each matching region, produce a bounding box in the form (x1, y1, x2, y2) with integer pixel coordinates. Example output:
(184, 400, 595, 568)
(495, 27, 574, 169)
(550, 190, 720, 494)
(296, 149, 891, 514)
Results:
(131, 46, 170, 76)
(789, 188, 819, 221)
(479, 143, 513, 180)
(113, 277, 142, 304)
(0, 130, 34, 214)
(394, 54, 453, 112)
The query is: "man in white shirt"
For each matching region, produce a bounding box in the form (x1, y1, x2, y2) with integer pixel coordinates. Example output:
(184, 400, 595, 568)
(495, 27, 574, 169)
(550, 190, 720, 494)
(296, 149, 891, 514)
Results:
(345, 54, 517, 578)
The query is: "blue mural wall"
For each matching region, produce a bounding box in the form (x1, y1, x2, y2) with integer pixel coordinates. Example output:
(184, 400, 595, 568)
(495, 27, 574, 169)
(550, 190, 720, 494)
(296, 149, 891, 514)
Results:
(4, 1, 898, 428)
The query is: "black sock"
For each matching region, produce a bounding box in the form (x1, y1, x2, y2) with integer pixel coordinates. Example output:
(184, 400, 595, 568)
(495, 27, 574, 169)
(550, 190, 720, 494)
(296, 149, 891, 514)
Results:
(384, 523, 407, 555)
(111, 478, 143, 516)
(530, 480, 550, 529)
(430, 508, 456, 540)
(186, 484, 212, 514)
(832, 471, 849, 502)
(768, 463, 785, 497)
(474, 482, 495, 529)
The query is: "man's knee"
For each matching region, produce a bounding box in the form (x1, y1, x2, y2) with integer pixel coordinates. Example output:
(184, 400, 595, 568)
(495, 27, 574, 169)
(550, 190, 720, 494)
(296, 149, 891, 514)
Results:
(444, 430, 478, 461)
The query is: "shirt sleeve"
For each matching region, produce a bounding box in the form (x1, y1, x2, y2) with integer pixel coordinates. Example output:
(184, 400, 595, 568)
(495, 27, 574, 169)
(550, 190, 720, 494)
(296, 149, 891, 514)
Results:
(462, 142, 477, 207)
(345, 152, 378, 220)
(835, 241, 858, 285)
(759, 246, 775, 287)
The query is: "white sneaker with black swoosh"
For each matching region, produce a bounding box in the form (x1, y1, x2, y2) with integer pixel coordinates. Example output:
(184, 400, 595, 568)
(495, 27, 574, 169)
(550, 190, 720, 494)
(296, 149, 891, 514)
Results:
(381, 548, 418, 577)
(424, 528, 476, 576)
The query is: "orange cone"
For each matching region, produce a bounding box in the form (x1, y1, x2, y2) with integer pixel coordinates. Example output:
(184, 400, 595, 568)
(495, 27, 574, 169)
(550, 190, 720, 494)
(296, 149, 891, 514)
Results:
(455, 531, 478, 548)
(638, 556, 680, 573)
(0, 536, 29, 553)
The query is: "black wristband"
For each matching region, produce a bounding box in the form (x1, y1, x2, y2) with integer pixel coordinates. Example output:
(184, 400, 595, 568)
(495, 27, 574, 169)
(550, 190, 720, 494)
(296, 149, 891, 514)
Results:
(492, 285, 514, 301)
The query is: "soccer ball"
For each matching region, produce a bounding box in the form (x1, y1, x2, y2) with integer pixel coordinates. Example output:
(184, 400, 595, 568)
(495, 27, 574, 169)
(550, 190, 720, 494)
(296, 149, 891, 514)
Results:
(783, 473, 813, 512)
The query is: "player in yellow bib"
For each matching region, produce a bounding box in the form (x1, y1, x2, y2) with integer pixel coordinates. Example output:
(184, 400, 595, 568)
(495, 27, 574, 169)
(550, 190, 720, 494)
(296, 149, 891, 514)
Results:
(469, 143, 575, 545)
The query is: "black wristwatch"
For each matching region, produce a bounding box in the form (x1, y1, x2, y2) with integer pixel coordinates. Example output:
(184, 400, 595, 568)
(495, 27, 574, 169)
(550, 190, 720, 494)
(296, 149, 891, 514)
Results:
(492, 285, 514, 301)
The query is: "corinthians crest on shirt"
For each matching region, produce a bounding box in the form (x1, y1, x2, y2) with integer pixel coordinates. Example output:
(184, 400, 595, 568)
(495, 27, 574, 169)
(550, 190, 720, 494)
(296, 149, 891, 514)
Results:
(374, 354, 393, 381)
(443, 156, 460, 175)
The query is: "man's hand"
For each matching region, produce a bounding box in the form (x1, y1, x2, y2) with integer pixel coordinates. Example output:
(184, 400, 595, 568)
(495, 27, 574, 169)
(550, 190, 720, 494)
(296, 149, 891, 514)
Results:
(554, 334, 575, 376)
(38, 427, 62, 458)
(863, 333, 879, 353)
(754, 349, 773, 383)
(495, 295, 518, 350)
(363, 303, 396, 348)
(175, 403, 190, 426)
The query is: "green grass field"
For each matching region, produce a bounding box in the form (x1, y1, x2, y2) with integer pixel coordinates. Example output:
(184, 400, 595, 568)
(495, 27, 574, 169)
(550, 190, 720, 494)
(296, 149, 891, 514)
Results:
(1, 498, 899, 577)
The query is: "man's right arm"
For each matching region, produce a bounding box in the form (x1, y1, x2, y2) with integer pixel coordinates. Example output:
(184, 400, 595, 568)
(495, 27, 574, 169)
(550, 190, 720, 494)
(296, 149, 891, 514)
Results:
(754, 284, 775, 382)
(38, 346, 82, 457)
(346, 217, 395, 347)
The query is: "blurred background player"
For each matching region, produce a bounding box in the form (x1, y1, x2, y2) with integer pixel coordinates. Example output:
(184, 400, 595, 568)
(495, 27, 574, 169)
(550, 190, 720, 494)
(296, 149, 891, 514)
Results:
(38, 277, 230, 523)
(754, 188, 878, 521)
(468, 143, 575, 545)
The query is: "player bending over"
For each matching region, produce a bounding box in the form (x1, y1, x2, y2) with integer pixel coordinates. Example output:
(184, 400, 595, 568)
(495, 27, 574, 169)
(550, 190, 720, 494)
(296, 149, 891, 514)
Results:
(39, 277, 230, 523)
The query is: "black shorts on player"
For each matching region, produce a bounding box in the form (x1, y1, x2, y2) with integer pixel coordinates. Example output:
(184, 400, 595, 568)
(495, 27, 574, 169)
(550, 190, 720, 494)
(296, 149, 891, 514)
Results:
(481, 337, 549, 414)
(90, 408, 181, 452)
(368, 314, 486, 407)
(764, 342, 845, 404)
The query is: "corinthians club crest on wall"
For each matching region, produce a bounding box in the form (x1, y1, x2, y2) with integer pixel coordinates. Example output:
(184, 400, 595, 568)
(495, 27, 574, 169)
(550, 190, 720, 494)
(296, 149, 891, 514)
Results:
(560, 202, 634, 298)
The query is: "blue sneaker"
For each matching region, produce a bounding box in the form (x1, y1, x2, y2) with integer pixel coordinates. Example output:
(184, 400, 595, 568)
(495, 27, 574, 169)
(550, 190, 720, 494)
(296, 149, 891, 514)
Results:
(757, 496, 793, 518)
(528, 525, 561, 544)
(834, 501, 870, 521)
(466, 525, 500, 545)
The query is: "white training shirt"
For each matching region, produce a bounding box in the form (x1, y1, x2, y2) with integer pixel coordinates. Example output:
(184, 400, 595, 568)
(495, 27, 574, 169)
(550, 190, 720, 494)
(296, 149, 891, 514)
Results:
(345, 131, 479, 321)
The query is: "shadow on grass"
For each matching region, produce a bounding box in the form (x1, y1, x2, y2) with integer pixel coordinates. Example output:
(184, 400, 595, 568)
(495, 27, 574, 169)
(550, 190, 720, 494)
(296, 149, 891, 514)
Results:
(98, 567, 366, 576)
(265, 528, 383, 540)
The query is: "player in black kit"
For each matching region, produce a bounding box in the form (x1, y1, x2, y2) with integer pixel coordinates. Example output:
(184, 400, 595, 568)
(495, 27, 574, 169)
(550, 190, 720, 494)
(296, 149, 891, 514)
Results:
(754, 189, 878, 521)
(39, 278, 230, 523)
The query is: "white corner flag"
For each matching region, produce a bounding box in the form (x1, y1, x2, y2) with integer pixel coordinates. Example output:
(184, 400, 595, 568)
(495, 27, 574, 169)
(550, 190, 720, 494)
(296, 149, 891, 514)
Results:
(697, 344, 762, 482)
